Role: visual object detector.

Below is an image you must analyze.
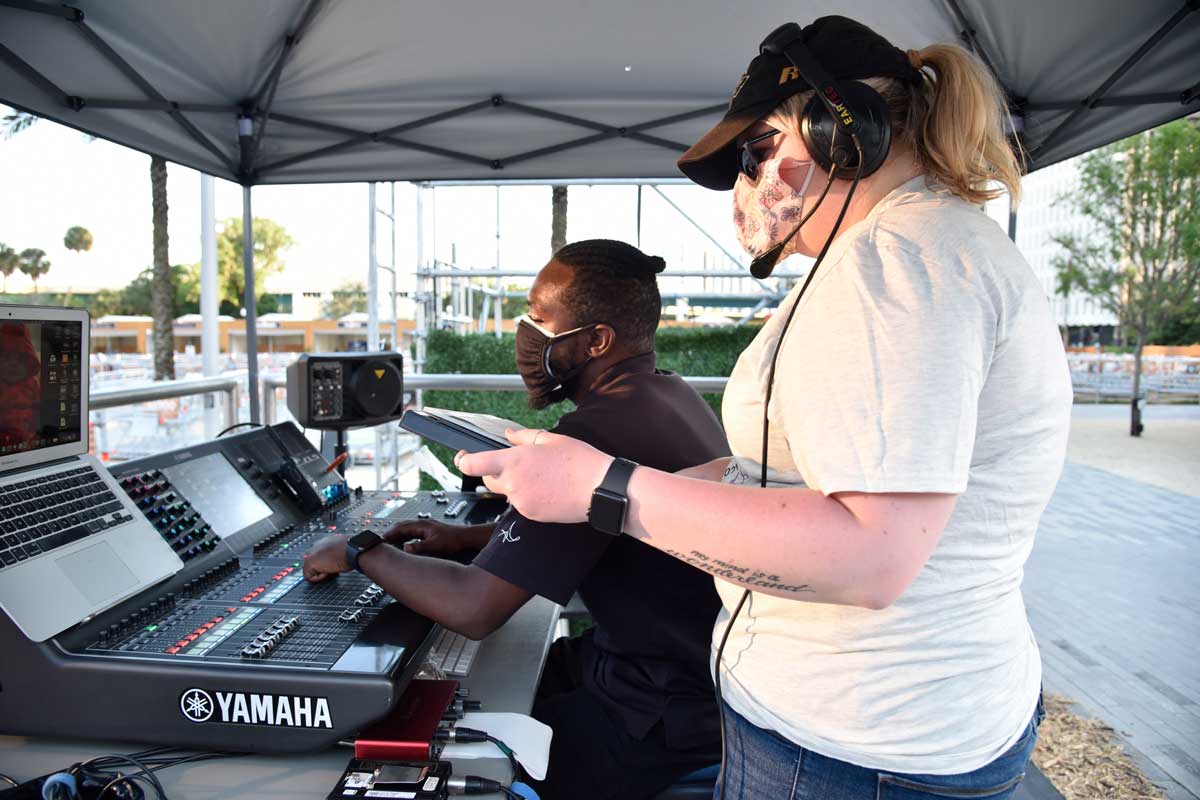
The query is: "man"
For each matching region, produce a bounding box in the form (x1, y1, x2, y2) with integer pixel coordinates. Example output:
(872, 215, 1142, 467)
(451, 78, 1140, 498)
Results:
(304, 239, 727, 800)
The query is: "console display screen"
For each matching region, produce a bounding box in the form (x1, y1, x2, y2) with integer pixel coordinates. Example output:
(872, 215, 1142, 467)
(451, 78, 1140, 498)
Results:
(163, 453, 273, 539)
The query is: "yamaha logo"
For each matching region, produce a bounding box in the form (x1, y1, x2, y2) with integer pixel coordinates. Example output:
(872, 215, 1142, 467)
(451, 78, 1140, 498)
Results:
(181, 688, 215, 723)
(178, 688, 333, 728)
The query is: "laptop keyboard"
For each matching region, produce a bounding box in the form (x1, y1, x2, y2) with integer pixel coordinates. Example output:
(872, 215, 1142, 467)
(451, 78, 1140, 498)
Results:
(0, 466, 133, 570)
(426, 628, 481, 677)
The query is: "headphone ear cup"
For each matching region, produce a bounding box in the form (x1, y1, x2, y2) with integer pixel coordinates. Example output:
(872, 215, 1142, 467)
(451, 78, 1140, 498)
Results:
(799, 94, 840, 175)
(798, 81, 892, 180)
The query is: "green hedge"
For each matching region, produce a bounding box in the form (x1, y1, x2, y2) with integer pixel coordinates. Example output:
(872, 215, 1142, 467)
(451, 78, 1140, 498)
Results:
(416, 325, 759, 485)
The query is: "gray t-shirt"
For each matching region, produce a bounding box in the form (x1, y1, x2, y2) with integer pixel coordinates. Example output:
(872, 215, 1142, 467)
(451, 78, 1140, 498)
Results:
(717, 177, 1072, 774)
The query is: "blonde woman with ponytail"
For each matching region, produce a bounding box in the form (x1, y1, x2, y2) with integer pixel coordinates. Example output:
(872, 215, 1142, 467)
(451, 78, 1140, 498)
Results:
(459, 15, 1071, 799)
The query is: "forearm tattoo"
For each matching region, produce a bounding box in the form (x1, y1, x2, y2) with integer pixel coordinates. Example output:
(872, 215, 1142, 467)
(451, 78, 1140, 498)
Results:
(666, 549, 814, 594)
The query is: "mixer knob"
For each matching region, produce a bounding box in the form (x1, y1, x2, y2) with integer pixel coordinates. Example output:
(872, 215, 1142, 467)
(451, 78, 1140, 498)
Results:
(165, 593, 176, 609)
(97, 628, 109, 645)
(118, 617, 130, 632)
(107, 623, 120, 639)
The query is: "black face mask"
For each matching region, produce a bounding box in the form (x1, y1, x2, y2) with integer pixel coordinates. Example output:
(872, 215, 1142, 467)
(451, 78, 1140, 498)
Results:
(515, 315, 597, 410)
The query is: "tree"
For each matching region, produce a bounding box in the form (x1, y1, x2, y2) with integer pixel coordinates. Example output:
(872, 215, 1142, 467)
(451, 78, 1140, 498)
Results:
(321, 281, 368, 319)
(63, 226, 94, 253)
(1054, 117, 1200, 435)
(1, 109, 37, 139)
(18, 248, 50, 292)
(215, 216, 293, 312)
(0, 243, 17, 293)
(92, 264, 200, 318)
(551, 186, 568, 254)
(149, 157, 175, 379)
(4, 110, 175, 380)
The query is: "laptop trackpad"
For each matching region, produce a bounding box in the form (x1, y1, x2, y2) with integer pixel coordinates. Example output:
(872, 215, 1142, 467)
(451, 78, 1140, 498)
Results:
(57, 542, 138, 605)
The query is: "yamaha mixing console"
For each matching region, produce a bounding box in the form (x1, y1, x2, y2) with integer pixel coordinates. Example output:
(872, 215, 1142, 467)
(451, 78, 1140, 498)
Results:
(0, 423, 506, 753)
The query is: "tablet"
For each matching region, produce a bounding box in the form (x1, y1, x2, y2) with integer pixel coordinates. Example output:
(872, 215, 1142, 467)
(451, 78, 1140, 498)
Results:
(399, 407, 525, 453)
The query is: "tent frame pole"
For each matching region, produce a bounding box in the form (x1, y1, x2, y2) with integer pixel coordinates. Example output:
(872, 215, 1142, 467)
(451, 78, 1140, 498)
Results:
(1032, 0, 1198, 156)
(243, 186, 260, 424)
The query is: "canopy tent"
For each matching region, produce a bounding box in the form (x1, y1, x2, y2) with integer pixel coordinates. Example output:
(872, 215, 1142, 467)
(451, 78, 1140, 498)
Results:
(2, 0, 1198, 422)
(2, 0, 1197, 185)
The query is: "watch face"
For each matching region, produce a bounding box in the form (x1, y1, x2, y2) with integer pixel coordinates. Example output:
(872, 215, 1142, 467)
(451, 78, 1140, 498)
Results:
(348, 531, 381, 549)
(588, 491, 627, 535)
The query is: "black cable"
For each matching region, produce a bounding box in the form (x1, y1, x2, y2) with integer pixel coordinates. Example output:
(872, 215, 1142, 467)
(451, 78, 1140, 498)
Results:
(715, 140, 866, 800)
(0, 773, 16, 788)
(66, 748, 237, 800)
(76, 752, 167, 800)
(216, 421, 261, 437)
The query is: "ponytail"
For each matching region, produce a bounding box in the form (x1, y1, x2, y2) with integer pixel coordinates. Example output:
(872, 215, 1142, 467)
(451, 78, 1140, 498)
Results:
(767, 43, 1024, 206)
(909, 44, 1024, 205)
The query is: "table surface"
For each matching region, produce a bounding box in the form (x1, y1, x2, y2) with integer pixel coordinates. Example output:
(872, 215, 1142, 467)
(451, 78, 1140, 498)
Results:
(0, 596, 561, 800)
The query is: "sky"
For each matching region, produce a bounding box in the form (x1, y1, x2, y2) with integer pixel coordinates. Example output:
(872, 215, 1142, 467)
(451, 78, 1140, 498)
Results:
(0, 105, 760, 302)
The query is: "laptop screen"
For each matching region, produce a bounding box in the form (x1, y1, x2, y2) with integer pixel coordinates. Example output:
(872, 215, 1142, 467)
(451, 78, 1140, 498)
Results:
(0, 319, 85, 457)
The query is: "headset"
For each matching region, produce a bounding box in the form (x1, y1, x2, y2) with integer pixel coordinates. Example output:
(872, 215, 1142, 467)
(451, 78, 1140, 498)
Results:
(715, 22, 894, 800)
(748, 22, 894, 279)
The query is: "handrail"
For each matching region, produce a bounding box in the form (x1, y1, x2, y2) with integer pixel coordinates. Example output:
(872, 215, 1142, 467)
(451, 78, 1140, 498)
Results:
(90, 376, 240, 423)
(260, 372, 730, 407)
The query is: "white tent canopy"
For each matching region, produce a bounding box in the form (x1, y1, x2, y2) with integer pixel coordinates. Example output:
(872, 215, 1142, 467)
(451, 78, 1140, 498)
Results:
(3, 0, 1197, 422)
(2, 0, 1198, 185)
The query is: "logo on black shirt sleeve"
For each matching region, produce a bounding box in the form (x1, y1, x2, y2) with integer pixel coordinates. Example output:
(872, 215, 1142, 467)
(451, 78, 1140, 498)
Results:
(496, 520, 521, 544)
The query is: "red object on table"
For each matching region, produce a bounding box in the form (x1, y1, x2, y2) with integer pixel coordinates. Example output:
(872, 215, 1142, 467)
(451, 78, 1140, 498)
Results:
(354, 679, 460, 761)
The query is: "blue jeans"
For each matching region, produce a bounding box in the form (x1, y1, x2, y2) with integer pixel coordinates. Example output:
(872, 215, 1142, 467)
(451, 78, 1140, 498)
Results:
(716, 695, 1044, 800)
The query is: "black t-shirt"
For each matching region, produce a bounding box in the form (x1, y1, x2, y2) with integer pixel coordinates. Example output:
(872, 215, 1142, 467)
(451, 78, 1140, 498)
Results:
(473, 352, 729, 751)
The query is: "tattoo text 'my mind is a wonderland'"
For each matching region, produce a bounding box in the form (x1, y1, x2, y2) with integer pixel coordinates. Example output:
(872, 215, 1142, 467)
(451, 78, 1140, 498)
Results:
(667, 549, 814, 594)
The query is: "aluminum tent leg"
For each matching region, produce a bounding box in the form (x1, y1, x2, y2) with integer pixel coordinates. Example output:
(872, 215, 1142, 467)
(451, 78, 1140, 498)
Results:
(200, 173, 221, 435)
(243, 185, 261, 424)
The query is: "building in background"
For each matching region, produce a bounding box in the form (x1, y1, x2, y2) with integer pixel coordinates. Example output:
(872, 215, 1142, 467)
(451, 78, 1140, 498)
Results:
(1012, 157, 1119, 345)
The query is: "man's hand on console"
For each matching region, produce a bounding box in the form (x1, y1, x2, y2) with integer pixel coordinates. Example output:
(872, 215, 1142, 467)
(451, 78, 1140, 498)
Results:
(384, 520, 466, 556)
(303, 534, 350, 583)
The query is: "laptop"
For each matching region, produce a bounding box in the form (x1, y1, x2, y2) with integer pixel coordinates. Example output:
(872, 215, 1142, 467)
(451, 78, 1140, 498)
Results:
(0, 305, 182, 641)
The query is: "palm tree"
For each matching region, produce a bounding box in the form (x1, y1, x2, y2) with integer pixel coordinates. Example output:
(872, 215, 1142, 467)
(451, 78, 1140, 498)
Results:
(150, 157, 174, 379)
(18, 248, 50, 293)
(551, 186, 567, 254)
(4, 110, 175, 379)
(0, 243, 17, 293)
(63, 225, 94, 254)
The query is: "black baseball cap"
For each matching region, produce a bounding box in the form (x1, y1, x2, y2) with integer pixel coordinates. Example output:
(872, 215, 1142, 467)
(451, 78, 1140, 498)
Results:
(678, 16, 918, 190)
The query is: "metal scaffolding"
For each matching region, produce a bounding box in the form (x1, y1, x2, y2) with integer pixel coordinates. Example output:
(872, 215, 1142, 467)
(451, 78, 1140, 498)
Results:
(396, 180, 813, 350)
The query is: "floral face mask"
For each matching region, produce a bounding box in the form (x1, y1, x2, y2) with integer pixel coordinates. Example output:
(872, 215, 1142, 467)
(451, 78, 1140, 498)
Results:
(731, 156, 817, 258)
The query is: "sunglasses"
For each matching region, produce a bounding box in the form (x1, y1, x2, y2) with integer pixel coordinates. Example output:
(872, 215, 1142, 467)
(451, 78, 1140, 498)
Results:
(738, 128, 780, 181)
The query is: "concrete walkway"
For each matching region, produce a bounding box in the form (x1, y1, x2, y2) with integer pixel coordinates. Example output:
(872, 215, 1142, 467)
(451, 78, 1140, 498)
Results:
(1025, 404, 1200, 798)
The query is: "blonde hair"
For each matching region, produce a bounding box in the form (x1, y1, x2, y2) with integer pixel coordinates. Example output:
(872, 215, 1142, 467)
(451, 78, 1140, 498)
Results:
(767, 43, 1024, 205)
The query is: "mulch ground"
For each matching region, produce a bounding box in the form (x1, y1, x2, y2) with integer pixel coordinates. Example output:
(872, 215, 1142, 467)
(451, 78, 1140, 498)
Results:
(1032, 693, 1167, 799)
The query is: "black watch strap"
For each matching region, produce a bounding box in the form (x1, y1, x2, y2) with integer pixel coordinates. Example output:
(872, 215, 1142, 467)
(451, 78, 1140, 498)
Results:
(345, 531, 383, 572)
(587, 457, 638, 536)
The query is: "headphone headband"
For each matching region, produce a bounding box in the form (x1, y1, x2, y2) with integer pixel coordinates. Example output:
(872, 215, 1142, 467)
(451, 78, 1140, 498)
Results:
(760, 23, 860, 137)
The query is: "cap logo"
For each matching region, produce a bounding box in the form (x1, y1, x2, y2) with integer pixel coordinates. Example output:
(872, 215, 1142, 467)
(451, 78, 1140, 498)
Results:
(779, 66, 800, 85)
(729, 73, 750, 107)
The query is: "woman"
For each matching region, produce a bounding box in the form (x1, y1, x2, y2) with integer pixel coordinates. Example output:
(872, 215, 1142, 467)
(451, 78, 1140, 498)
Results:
(460, 15, 1071, 800)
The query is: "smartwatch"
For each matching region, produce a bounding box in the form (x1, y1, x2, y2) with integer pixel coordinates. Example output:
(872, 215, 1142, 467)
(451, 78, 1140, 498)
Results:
(587, 457, 638, 535)
(345, 530, 384, 572)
